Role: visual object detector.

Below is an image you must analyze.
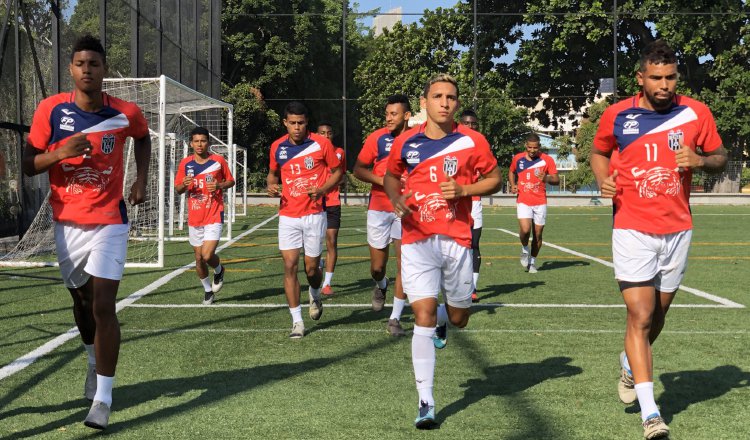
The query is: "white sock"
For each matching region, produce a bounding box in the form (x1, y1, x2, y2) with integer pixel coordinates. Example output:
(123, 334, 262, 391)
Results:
(84, 344, 96, 365)
(375, 276, 388, 290)
(436, 303, 448, 327)
(289, 305, 303, 323)
(323, 272, 334, 287)
(390, 297, 406, 320)
(200, 276, 211, 292)
(412, 325, 436, 406)
(214, 263, 223, 274)
(635, 382, 659, 421)
(530, 256, 536, 266)
(522, 245, 529, 254)
(93, 374, 114, 406)
(472, 273, 479, 290)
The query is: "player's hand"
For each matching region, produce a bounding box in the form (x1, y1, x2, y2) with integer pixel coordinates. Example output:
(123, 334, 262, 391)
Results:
(128, 179, 147, 205)
(440, 173, 465, 200)
(535, 169, 547, 183)
(307, 185, 324, 201)
(57, 133, 92, 160)
(392, 191, 413, 218)
(510, 184, 518, 194)
(600, 170, 618, 198)
(206, 180, 218, 192)
(675, 144, 704, 170)
(267, 183, 280, 197)
(182, 175, 193, 188)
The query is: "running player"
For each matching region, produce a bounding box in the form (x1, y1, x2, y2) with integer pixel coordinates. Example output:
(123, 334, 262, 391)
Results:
(353, 94, 412, 336)
(175, 127, 235, 305)
(22, 35, 151, 430)
(267, 102, 342, 339)
(591, 39, 727, 440)
(508, 132, 559, 273)
(459, 109, 483, 301)
(385, 74, 502, 428)
(316, 121, 346, 296)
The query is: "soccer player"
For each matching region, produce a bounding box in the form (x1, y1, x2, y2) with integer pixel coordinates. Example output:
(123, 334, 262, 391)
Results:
(384, 74, 501, 428)
(174, 127, 235, 305)
(316, 121, 346, 296)
(508, 132, 559, 273)
(267, 102, 342, 339)
(591, 40, 727, 440)
(353, 94, 411, 336)
(21, 35, 151, 430)
(459, 109, 483, 302)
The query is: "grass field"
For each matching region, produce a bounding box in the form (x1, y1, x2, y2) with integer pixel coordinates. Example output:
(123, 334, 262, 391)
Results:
(1, 205, 749, 439)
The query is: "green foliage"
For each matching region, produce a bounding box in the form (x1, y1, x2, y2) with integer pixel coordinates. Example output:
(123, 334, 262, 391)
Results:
(223, 83, 280, 173)
(569, 100, 611, 192)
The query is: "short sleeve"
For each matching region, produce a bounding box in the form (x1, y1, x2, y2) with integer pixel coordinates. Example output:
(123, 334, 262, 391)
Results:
(219, 155, 234, 181)
(386, 138, 406, 177)
(127, 103, 149, 139)
(593, 108, 617, 153)
(357, 132, 378, 165)
(696, 106, 723, 153)
(545, 155, 558, 174)
(269, 141, 279, 171)
(27, 99, 53, 151)
(472, 134, 498, 176)
(321, 139, 340, 169)
(174, 159, 186, 186)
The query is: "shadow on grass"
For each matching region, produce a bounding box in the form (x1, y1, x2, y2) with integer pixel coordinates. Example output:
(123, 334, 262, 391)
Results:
(539, 260, 590, 270)
(475, 281, 546, 303)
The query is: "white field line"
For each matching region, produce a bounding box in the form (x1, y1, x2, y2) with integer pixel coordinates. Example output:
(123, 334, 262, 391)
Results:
(0, 214, 279, 381)
(127, 302, 731, 309)
(495, 228, 745, 309)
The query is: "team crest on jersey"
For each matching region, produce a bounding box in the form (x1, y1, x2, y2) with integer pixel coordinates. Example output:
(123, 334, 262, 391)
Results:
(304, 156, 314, 170)
(668, 130, 684, 151)
(279, 147, 288, 160)
(443, 156, 458, 177)
(101, 134, 116, 154)
(406, 150, 420, 164)
(623, 120, 639, 135)
(60, 116, 75, 132)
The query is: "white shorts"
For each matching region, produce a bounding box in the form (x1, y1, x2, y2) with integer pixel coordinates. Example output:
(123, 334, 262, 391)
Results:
(471, 200, 483, 229)
(188, 223, 223, 247)
(278, 212, 327, 257)
(54, 222, 129, 289)
(367, 210, 401, 249)
(401, 235, 474, 309)
(517, 203, 547, 225)
(612, 228, 692, 292)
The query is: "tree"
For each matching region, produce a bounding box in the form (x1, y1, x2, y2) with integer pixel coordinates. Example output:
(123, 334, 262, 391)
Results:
(569, 99, 610, 193)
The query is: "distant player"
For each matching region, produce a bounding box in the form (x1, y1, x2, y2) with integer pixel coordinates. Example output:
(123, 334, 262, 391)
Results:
(591, 40, 727, 439)
(316, 121, 346, 296)
(22, 35, 151, 430)
(508, 133, 559, 273)
(267, 102, 342, 339)
(385, 74, 502, 428)
(174, 127, 235, 305)
(353, 94, 411, 336)
(459, 109, 483, 302)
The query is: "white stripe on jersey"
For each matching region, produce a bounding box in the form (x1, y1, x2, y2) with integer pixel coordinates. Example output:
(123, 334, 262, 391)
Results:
(439, 135, 475, 155)
(81, 113, 130, 133)
(644, 106, 698, 135)
(525, 160, 546, 170)
(297, 142, 322, 157)
(199, 162, 222, 174)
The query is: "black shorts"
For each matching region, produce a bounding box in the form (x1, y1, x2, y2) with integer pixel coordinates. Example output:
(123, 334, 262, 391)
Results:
(325, 205, 341, 230)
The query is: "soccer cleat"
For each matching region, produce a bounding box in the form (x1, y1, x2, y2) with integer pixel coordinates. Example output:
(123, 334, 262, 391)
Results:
(289, 321, 305, 339)
(83, 400, 110, 430)
(433, 323, 447, 349)
(203, 291, 215, 305)
(211, 266, 225, 293)
(414, 400, 437, 429)
(618, 351, 637, 404)
(528, 263, 538, 274)
(321, 285, 334, 296)
(471, 291, 479, 302)
(520, 250, 529, 268)
(84, 364, 97, 401)
(642, 415, 669, 439)
(371, 280, 387, 312)
(309, 291, 323, 320)
(387, 318, 406, 337)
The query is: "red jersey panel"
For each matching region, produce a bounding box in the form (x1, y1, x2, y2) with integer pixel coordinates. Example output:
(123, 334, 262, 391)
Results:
(386, 123, 498, 247)
(509, 152, 557, 206)
(174, 154, 234, 227)
(325, 147, 346, 207)
(357, 127, 397, 212)
(594, 94, 722, 234)
(269, 132, 340, 218)
(27, 92, 149, 225)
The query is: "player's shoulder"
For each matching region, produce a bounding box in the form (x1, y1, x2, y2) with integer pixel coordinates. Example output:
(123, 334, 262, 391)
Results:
(177, 156, 193, 167)
(394, 124, 421, 145)
(270, 134, 288, 149)
(104, 93, 143, 115)
(35, 92, 72, 113)
(365, 126, 389, 143)
(308, 132, 332, 148)
(674, 94, 712, 115)
(602, 95, 638, 118)
(511, 152, 526, 161)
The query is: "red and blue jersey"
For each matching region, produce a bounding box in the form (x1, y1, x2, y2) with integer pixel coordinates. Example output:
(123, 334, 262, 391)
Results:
(174, 154, 233, 227)
(357, 127, 397, 212)
(509, 152, 557, 206)
(324, 147, 346, 207)
(27, 91, 149, 225)
(269, 132, 340, 218)
(386, 123, 498, 247)
(594, 93, 723, 234)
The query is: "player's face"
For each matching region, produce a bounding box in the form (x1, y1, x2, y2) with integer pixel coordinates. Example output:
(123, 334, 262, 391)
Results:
(460, 115, 479, 130)
(421, 81, 459, 126)
(637, 62, 678, 111)
(191, 134, 209, 157)
(317, 125, 334, 141)
(525, 141, 541, 158)
(385, 103, 410, 135)
(284, 114, 308, 144)
(69, 50, 107, 94)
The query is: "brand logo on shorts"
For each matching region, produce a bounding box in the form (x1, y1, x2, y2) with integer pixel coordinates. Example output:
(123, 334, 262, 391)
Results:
(443, 156, 458, 177)
(101, 134, 115, 154)
(406, 150, 420, 164)
(304, 156, 314, 170)
(623, 120, 639, 135)
(279, 147, 288, 160)
(668, 129, 684, 151)
(60, 116, 75, 131)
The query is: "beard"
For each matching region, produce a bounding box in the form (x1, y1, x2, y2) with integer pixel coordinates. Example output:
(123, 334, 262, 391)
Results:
(644, 90, 674, 111)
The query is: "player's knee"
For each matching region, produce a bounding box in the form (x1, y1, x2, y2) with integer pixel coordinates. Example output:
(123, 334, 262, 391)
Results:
(626, 308, 654, 330)
(450, 313, 469, 328)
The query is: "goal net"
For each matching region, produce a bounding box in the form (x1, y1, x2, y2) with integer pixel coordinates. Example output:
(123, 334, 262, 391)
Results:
(0, 76, 234, 268)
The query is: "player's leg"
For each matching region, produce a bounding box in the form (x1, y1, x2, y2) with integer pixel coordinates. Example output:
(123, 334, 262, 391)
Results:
(517, 203, 533, 268)
(322, 206, 340, 295)
(470, 226, 482, 301)
(367, 210, 393, 311)
(302, 212, 326, 320)
(649, 229, 691, 345)
(201, 223, 225, 294)
(387, 238, 406, 336)
(278, 216, 305, 338)
(438, 236, 474, 347)
(69, 286, 97, 400)
(188, 226, 213, 303)
(528, 224, 545, 273)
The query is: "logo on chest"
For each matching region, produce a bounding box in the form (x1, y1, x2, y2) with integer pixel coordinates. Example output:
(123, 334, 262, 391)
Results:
(60, 116, 75, 132)
(668, 130, 684, 151)
(623, 120, 639, 135)
(279, 146, 288, 160)
(101, 134, 116, 154)
(304, 156, 314, 170)
(443, 156, 458, 177)
(406, 150, 420, 164)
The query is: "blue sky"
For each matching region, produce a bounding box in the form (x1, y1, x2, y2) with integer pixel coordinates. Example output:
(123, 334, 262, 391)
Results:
(353, 0, 457, 28)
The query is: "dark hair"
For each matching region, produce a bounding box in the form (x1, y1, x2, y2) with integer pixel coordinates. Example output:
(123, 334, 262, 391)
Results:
(525, 132, 540, 143)
(385, 94, 411, 112)
(71, 34, 106, 63)
(190, 126, 209, 140)
(317, 121, 333, 130)
(284, 101, 309, 118)
(639, 39, 677, 71)
(460, 109, 478, 119)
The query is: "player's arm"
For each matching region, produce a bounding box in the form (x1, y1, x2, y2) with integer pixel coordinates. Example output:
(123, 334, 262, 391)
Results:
(266, 168, 281, 197)
(544, 172, 560, 185)
(590, 148, 617, 198)
(441, 166, 502, 200)
(22, 133, 92, 176)
(310, 167, 343, 201)
(128, 135, 151, 205)
(384, 170, 412, 218)
(508, 164, 518, 193)
(175, 173, 192, 195)
(353, 159, 382, 186)
(675, 144, 728, 174)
